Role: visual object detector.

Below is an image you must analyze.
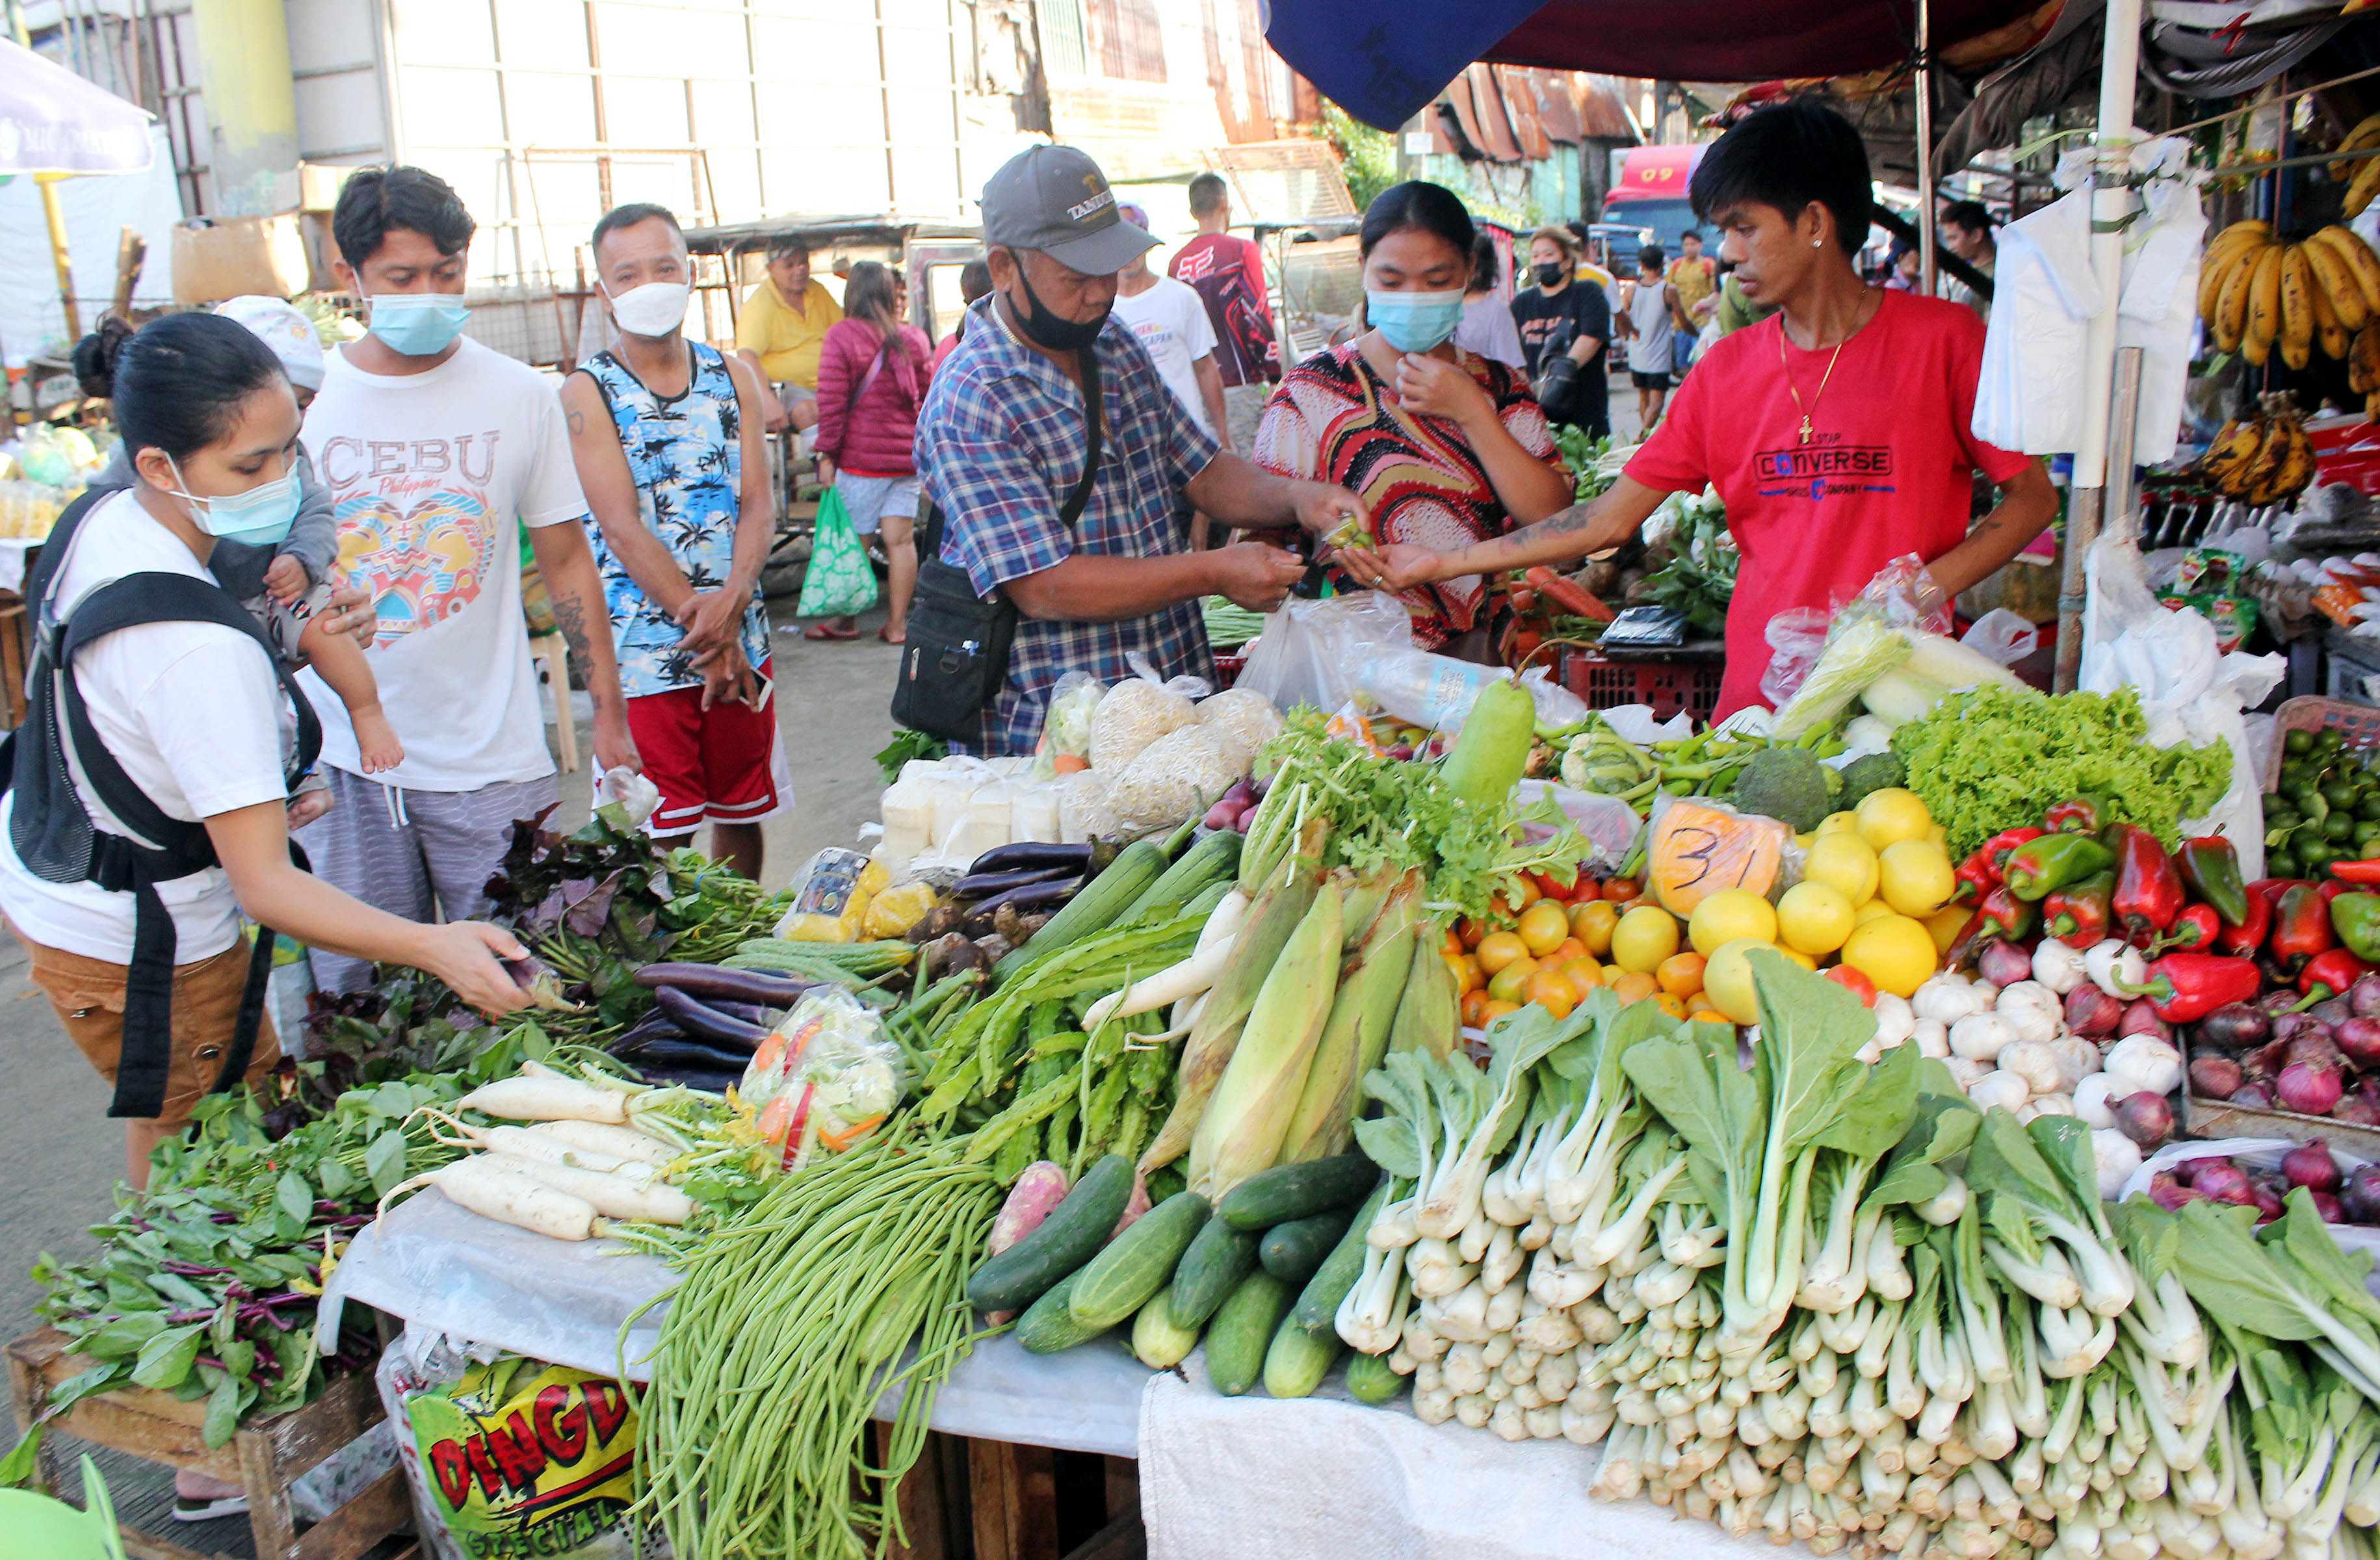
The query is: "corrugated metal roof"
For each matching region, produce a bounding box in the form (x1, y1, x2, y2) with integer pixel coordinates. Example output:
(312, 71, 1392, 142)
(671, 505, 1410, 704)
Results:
(1466, 62, 1528, 161)
(1575, 75, 1640, 141)
(1497, 66, 1556, 160)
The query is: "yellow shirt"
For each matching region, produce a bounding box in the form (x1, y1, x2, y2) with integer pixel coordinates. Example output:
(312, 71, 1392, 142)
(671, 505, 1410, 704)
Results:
(1667, 256, 1718, 318)
(735, 276, 844, 387)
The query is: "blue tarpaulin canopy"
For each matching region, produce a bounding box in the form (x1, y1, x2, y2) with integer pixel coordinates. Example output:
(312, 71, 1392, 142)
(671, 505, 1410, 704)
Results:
(1261, 0, 2050, 130)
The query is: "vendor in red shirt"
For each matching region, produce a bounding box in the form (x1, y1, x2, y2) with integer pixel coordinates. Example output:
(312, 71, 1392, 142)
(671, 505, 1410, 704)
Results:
(1359, 99, 2059, 720)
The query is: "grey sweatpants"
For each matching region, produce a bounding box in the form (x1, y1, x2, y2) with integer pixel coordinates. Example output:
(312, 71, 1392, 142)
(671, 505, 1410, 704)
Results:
(298, 765, 560, 994)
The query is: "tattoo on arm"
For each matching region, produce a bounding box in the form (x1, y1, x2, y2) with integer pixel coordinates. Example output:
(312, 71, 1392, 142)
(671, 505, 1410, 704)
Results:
(549, 590, 605, 709)
(568, 408, 585, 435)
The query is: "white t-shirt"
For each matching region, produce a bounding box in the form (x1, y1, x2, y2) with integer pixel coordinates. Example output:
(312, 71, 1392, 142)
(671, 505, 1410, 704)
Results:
(298, 336, 586, 792)
(0, 490, 293, 963)
(1110, 275, 1219, 436)
(1455, 294, 1528, 369)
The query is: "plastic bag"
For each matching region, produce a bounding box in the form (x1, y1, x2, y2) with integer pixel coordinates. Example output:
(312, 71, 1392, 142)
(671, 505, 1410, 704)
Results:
(1235, 590, 1413, 715)
(776, 849, 889, 942)
(1759, 608, 1831, 708)
(741, 987, 906, 1165)
(1056, 768, 1118, 843)
(1764, 554, 1952, 734)
(1960, 608, 2041, 668)
(1110, 724, 1242, 831)
(383, 1331, 648, 1560)
(1194, 687, 1284, 767)
(1089, 664, 1197, 771)
(796, 488, 880, 618)
(1033, 671, 1105, 777)
(1644, 789, 1793, 916)
(1515, 780, 1643, 872)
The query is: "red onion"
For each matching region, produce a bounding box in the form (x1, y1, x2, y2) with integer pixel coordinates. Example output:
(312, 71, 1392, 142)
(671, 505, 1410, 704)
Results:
(2275, 1013, 2329, 1044)
(2353, 974, 2380, 1020)
(2314, 1191, 2347, 1223)
(2316, 998, 2355, 1028)
(2115, 1091, 2177, 1149)
(2190, 1055, 2244, 1100)
(1978, 939, 2033, 989)
(2334, 1098, 2380, 1126)
(2169, 1161, 2198, 1186)
(2279, 1062, 2346, 1117)
(2234, 1082, 2275, 1110)
(2192, 1159, 2255, 1204)
(2120, 1002, 2175, 1043)
(2253, 1182, 2287, 1222)
(2286, 1032, 2348, 1074)
(2284, 1139, 2345, 1193)
(2195, 1002, 2271, 1054)
(2345, 1165, 2380, 1223)
(2065, 985, 2125, 1038)
(2338, 1018, 2380, 1070)
(2149, 1173, 2204, 1211)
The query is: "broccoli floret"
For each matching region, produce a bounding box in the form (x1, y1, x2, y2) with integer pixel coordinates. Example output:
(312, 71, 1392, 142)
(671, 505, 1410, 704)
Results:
(1732, 747, 1832, 834)
(1837, 751, 1909, 814)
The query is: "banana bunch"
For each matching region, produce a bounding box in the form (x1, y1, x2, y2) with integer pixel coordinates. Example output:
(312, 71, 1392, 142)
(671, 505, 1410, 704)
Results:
(2336, 110, 2380, 216)
(2199, 392, 2318, 506)
(2199, 220, 2380, 368)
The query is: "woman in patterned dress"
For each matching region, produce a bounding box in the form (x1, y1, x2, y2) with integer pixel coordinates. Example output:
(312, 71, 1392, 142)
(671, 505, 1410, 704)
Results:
(1253, 181, 1573, 654)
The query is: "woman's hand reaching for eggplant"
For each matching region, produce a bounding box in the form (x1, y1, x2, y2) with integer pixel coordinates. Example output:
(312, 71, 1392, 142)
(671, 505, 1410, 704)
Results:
(418, 923, 539, 1016)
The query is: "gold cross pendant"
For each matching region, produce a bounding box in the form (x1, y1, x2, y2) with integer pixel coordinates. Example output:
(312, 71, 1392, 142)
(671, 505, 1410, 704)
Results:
(1798, 416, 1812, 446)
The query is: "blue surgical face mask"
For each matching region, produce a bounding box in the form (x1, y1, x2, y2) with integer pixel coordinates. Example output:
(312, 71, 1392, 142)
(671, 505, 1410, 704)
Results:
(165, 456, 303, 549)
(1365, 287, 1467, 354)
(367, 293, 471, 356)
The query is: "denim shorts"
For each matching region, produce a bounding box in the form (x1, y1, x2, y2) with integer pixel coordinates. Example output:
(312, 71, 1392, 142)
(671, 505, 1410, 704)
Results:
(836, 473, 920, 536)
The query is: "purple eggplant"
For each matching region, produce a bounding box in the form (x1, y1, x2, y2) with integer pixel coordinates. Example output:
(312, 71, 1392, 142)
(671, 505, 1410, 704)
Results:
(967, 842, 1093, 876)
(633, 963, 817, 1004)
(652, 985, 771, 1049)
(614, 1032, 757, 1072)
(952, 864, 1077, 901)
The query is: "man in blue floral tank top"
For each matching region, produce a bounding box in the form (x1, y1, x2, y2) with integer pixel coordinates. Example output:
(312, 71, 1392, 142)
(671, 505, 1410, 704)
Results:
(561, 202, 787, 879)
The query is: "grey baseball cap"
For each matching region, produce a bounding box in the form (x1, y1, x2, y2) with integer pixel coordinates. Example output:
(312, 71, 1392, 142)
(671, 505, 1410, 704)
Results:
(982, 144, 1157, 276)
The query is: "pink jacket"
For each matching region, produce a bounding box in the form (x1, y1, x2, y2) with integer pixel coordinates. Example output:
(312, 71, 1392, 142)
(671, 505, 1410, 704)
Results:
(814, 319, 934, 477)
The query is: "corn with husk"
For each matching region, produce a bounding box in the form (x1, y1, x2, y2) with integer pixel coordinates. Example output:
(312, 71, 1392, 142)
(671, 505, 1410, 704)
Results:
(1184, 872, 1344, 1199)
(1276, 868, 1423, 1164)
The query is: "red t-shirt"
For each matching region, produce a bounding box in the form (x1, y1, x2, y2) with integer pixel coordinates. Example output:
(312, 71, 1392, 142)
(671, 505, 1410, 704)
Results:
(1623, 289, 2032, 719)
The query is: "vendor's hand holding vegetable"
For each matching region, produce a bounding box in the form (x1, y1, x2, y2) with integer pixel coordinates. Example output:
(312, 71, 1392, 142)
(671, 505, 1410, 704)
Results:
(1206, 541, 1310, 615)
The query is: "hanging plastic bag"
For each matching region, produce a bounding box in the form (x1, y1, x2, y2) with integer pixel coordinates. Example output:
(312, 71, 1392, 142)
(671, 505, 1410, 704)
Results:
(1959, 608, 2041, 668)
(1032, 671, 1105, 778)
(1235, 590, 1413, 715)
(1759, 608, 1832, 708)
(796, 488, 880, 619)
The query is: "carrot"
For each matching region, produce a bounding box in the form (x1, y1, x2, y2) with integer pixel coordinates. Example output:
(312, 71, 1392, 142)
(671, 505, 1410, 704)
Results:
(1526, 566, 1615, 622)
(818, 1113, 886, 1153)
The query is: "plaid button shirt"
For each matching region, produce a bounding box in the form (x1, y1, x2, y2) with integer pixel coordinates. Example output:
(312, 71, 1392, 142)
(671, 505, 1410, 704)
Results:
(915, 300, 1221, 755)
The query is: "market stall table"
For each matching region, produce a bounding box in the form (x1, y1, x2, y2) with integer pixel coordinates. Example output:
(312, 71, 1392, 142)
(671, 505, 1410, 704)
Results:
(326, 1193, 1829, 1560)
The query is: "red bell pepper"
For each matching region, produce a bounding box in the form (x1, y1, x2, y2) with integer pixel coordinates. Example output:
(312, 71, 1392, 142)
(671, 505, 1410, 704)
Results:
(1981, 826, 2047, 874)
(1954, 850, 1998, 907)
(2113, 953, 2264, 1023)
(2175, 836, 2249, 928)
(2216, 886, 2277, 957)
(2297, 947, 2373, 1005)
(2150, 901, 2222, 955)
(2320, 879, 2359, 904)
(2043, 871, 2113, 948)
(2108, 825, 2186, 942)
(2272, 883, 2337, 972)
(2041, 795, 2111, 835)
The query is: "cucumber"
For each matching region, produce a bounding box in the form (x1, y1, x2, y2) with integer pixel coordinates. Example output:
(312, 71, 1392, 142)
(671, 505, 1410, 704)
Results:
(1015, 1271, 1110, 1354)
(1292, 1182, 1391, 1336)
(1203, 1269, 1293, 1397)
(1067, 1190, 1209, 1331)
(1114, 829, 1242, 928)
(1261, 1313, 1342, 1399)
(966, 1154, 1132, 1313)
(1218, 1152, 1379, 1231)
(1258, 1206, 1356, 1285)
(1345, 1348, 1407, 1406)
(997, 840, 1168, 980)
(1130, 1284, 1201, 1368)
(1171, 1212, 1260, 1327)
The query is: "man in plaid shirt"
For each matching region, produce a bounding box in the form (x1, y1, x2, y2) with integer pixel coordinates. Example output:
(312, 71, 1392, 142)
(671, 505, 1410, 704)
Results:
(915, 145, 1368, 754)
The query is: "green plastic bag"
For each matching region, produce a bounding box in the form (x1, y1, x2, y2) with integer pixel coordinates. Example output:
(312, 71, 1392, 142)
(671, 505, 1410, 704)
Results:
(797, 487, 880, 619)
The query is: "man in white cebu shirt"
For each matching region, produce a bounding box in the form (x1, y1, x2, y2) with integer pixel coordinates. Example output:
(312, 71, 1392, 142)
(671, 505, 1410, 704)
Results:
(298, 165, 639, 993)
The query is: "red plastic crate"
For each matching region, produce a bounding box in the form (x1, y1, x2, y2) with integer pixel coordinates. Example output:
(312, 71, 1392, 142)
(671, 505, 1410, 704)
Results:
(1554, 647, 1726, 724)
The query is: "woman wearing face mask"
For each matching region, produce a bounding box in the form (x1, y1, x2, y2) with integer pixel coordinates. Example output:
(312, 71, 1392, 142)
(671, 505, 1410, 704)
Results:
(1509, 226, 1613, 440)
(0, 315, 536, 1183)
(1251, 181, 1573, 653)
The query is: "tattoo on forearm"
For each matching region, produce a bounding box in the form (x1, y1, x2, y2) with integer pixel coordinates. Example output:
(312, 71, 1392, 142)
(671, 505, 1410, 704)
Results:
(549, 590, 605, 706)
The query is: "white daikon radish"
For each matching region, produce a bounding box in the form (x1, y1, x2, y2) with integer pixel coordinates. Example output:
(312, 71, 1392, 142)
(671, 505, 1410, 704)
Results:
(525, 1118, 679, 1165)
(387, 1162, 600, 1240)
(457, 1074, 631, 1124)
(481, 1151, 696, 1225)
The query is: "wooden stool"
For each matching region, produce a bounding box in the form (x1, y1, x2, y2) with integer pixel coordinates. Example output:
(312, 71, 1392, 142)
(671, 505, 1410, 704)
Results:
(7, 1327, 415, 1560)
(530, 631, 579, 774)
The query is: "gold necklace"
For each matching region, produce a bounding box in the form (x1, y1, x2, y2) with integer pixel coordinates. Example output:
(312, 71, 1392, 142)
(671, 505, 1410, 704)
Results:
(1778, 323, 1848, 447)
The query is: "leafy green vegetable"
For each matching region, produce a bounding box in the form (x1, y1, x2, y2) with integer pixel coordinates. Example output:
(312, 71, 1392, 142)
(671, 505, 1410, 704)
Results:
(873, 726, 948, 785)
(1890, 685, 2234, 857)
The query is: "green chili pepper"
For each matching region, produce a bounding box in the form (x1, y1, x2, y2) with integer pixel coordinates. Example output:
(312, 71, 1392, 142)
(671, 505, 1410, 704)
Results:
(2002, 833, 2117, 902)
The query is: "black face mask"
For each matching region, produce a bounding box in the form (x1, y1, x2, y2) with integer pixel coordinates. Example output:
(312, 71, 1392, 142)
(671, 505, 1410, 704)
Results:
(1008, 265, 1109, 352)
(1534, 261, 1567, 287)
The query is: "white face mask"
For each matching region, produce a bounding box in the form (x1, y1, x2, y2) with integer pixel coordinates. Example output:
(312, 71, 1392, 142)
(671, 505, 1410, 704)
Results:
(608, 280, 690, 339)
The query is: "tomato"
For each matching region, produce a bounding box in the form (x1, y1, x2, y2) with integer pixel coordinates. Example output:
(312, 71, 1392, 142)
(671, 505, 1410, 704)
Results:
(1524, 970, 1578, 1020)
(1445, 951, 1482, 996)
(1441, 929, 1466, 960)
(1458, 917, 1487, 950)
(1603, 878, 1642, 902)
(1546, 938, 1588, 965)
(1480, 999, 1521, 1026)
(1558, 955, 1603, 991)
(1608, 970, 1659, 1005)
(1656, 952, 1708, 998)
(1824, 965, 1879, 1006)
(1518, 900, 1573, 957)
(1653, 993, 1689, 1020)
(1569, 900, 1619, 957)
(1476, 931, 1531, 976)
(1487, 956, 1540, 1006)
(1460, 989, 1493, 1028)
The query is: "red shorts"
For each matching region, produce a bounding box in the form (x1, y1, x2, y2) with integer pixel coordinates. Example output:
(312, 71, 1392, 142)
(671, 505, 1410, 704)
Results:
(624, 658, 792, 835)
